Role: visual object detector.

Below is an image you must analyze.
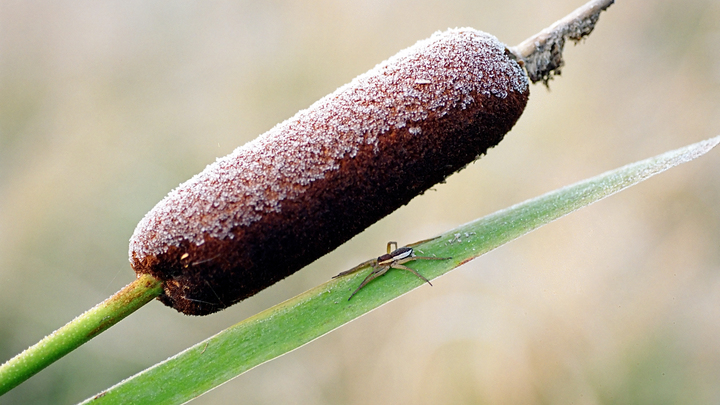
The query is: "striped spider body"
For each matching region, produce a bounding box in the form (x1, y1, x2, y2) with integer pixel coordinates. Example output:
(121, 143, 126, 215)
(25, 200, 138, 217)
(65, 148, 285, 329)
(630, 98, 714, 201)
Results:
(335, 240, 451, 300)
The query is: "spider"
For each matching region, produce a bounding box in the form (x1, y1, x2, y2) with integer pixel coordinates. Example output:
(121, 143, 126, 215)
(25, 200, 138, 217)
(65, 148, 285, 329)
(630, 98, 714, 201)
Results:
(334, 239, 451, 300)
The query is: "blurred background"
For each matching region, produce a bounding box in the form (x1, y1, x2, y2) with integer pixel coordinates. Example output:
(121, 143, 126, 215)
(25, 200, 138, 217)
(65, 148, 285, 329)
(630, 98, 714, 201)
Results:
(1, 0, 719, 403)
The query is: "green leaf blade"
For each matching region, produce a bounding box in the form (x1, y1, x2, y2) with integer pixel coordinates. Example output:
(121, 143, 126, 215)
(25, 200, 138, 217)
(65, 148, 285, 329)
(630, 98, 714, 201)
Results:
(82, 135, 719, 405)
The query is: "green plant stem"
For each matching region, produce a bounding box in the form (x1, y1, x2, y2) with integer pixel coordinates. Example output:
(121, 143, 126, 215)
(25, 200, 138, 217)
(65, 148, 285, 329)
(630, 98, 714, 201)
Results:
(0, 273, 163, 395)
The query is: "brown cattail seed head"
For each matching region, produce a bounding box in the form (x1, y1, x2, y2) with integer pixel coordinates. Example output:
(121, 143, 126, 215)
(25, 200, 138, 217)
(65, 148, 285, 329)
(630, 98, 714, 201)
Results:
(130, 28, 529, 315)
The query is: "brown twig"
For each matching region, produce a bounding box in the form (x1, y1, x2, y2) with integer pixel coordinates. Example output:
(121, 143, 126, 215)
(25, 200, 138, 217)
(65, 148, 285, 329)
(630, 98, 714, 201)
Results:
(511, 0, 615, 86)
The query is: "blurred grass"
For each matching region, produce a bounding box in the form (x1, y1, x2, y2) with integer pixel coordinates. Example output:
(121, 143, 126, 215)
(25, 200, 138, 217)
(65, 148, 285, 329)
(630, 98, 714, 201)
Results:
(1, 0, 719, 404)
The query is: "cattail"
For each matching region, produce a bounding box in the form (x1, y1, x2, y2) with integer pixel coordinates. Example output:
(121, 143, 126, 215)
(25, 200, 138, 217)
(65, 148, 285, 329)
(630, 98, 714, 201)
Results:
(130, 28, 529, 315)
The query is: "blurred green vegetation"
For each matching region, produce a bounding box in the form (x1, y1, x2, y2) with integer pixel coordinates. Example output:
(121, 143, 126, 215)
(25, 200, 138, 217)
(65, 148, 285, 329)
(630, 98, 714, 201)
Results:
(1, 0, 719, 404)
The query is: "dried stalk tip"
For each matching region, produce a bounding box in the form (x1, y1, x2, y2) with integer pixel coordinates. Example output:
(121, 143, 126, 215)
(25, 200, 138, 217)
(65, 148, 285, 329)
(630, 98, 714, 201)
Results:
(510, 0, 615, 86)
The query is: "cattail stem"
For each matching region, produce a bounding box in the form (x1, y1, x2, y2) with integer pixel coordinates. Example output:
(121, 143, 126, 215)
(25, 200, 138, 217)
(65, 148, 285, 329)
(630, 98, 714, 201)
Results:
(511, 0, 615, 85)
(0, 274, 162, 396)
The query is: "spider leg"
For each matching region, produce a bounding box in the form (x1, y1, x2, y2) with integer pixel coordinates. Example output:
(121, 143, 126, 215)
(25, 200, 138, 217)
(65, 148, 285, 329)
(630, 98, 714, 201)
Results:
(347, 265, 390, 300)
(411, 256, 452, 261)
(392, 255, 450, 267)
(404, 235, 443, 248)
(386, 241, 398, 254)
(333, 258, 377, 278)
(390, 263, 433, 286)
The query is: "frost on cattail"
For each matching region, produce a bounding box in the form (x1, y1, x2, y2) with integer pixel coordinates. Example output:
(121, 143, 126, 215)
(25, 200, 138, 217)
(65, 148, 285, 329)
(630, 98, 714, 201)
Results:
(129, 28, 529, 315)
